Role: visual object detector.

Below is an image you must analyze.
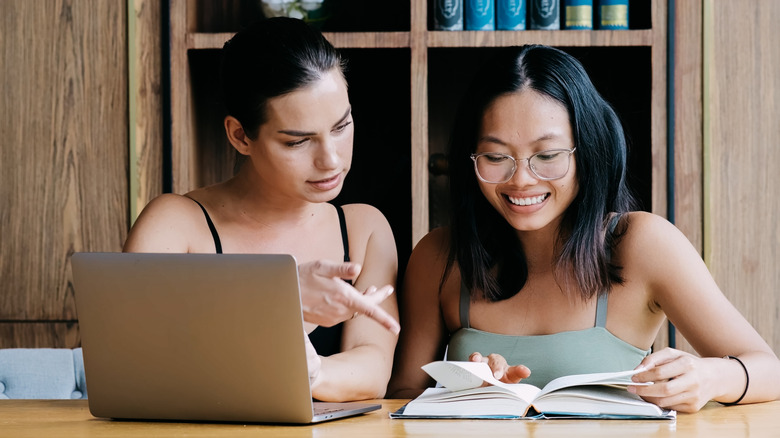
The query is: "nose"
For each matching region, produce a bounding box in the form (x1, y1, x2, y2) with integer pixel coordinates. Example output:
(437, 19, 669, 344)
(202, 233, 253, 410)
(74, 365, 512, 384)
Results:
(314, 139, 339, 170)
(508, 157, 538, 185)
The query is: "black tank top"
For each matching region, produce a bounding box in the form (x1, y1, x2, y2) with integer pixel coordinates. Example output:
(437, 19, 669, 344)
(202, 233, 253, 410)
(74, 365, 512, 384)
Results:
(189, 198, 348, 357)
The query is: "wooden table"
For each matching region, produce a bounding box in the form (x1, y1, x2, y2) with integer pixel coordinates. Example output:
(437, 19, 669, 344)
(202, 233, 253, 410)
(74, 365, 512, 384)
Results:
(2, 399, 779, 437)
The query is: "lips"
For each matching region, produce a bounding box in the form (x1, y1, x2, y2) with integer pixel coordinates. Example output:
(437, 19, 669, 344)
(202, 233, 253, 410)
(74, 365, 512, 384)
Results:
(309, 173, 342, 191)
(506, 193, 549, 206)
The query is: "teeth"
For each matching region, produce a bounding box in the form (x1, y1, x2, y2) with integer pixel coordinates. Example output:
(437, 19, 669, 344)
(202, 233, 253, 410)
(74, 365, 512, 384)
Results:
(507, 194, 546, 206)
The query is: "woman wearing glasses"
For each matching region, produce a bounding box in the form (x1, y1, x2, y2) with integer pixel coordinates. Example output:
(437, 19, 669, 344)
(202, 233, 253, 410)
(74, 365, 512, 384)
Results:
(388, 45, 780, 412)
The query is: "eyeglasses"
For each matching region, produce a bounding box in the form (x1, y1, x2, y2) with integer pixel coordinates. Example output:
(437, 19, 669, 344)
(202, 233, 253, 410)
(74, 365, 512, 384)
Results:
(470, 148, 576, 183)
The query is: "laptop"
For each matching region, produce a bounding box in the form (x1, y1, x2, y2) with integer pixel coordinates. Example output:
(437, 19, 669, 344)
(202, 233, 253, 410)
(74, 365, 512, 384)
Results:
(71, 252, 381, 424)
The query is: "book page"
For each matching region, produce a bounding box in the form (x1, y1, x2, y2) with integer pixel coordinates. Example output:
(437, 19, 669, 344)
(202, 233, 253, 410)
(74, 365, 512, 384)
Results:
(401, 387, 535, 417)
(537, 368, 650, 398)
(421, 361, 542, 401)
(532, 385, 673, 418)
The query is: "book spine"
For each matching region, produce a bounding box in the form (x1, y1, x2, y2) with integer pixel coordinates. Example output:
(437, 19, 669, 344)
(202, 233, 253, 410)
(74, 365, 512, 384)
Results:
(563, 0, 592, 30)
(435, 0, 465, 31)
(496, 0, 526, 30)
(465, 0, 495, 30)
(597, 0, 629, 30)
(528, 0, 560, 30)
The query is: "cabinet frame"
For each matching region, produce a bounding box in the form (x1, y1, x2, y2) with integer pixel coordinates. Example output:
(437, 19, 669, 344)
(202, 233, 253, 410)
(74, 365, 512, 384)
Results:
(168, 0, 667, 247)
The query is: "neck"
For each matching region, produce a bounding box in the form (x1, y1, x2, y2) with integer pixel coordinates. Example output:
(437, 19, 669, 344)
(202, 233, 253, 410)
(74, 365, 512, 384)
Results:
(223, 173, 322, 227)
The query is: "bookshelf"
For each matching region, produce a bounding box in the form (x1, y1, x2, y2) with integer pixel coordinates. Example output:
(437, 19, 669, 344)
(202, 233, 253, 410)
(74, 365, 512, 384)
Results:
(168, 0, 667, 277)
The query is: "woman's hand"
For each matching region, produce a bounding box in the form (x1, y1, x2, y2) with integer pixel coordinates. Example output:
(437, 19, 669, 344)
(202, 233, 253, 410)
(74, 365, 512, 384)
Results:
(628, 348, 728, 413)
(469, 352, 531, 384)
(298, 260, 399, 334)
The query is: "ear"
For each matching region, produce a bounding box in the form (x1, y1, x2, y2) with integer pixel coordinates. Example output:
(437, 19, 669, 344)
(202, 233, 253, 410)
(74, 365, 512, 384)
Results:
(224, 116, 252, 156)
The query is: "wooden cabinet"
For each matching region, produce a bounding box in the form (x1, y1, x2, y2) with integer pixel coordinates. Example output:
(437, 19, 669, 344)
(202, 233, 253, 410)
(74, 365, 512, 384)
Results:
(169, 0, 668, 279)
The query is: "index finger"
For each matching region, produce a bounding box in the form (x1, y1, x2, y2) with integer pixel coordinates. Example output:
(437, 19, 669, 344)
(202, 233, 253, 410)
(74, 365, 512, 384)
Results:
(348, 289, 400, 334)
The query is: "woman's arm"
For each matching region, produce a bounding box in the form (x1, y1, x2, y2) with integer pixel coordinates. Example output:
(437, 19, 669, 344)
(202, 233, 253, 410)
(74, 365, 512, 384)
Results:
(624, 212, 780, 412)
(309, 205, 400, 401)
(386, 228, 452, 399)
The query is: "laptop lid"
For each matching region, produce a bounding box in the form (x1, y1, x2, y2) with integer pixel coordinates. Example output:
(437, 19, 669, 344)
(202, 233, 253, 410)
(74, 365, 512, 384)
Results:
(72, 252, 379, 424)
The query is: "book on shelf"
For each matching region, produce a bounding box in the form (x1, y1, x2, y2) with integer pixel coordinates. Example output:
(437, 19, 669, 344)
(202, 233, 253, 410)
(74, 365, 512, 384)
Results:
(564, 0, 593, 30)
(528, 0, 560, 30)
(465, 0, 495, 30)
(597, 0, 629, 30)
(496, 0, 526, 30)
(434, 0, 464, 31)
(390, 361, 676, 420)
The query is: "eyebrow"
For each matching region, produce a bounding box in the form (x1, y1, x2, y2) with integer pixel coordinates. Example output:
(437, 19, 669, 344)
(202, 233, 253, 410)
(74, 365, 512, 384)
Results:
(277, 106, 352, 137)
(478, 132, 563, 145)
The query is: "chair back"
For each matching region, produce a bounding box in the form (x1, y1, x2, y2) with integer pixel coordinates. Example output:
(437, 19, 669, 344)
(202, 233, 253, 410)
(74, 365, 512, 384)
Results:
(0, 348, 87, 399)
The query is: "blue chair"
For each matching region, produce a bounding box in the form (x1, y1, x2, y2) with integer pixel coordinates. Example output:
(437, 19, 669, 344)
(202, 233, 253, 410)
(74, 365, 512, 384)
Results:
(0, 348, 87, 399)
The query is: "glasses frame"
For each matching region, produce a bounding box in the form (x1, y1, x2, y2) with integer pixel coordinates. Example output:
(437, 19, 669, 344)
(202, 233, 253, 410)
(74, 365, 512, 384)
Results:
(469, 148, 577, 183)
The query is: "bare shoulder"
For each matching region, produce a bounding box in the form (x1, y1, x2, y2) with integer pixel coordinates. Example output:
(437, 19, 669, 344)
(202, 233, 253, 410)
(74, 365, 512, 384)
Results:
(405, 227, 451, 286)
(133, 193, 207, 228)
(620, 211, 689, 250)
(339, 203, 394, 238)
(617, 211, 702, 278)
(340, 203, 390, 225)
(123, 193, 209, 252)
(410, 227, 450, 263)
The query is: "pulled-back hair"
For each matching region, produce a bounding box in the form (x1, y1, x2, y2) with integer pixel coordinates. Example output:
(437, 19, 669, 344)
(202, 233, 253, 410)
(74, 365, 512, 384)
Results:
(220, 17, 345, 140)
(445, 44, 637, 302)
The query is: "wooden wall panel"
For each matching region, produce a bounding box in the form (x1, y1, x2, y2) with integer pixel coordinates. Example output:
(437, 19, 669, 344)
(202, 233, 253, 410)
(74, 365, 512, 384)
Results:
(0, 0, 128, 347)
(668, 0, 703, 355)
(0, 323, 81, 349)
(129, 0, 164, 220)
(704, 0, 780, 354)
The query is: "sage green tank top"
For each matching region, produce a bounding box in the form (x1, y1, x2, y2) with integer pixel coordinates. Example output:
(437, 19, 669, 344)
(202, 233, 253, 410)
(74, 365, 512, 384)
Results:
(446, 215, 651, 389)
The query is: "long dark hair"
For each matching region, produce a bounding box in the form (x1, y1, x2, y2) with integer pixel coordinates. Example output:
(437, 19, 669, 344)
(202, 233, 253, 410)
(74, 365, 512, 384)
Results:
(220, 17, 345, 140)
(445, 44, 637, 302)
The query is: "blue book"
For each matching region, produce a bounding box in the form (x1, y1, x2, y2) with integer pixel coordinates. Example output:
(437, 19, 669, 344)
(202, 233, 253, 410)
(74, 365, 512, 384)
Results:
(564, 0, 592, 29)
(528, 0, 560, 30)
(598, 0, 629, 30)
(435, 0, 464, 31)
(465, 0, 495, 30)
(496, 0, 526, 30)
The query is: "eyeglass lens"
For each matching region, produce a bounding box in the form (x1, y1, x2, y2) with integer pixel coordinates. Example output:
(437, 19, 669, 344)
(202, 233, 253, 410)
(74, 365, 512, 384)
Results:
(474, 150, 573, 183)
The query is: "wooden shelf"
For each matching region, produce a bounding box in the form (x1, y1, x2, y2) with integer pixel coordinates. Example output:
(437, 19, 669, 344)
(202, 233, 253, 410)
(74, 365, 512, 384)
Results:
(188, 32, 413, 50)
(427, 29, 654, 47)
(169, 0, 667, 272)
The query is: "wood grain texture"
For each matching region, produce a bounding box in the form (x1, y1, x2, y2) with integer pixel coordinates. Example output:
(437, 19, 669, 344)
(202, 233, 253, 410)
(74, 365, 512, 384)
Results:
(0, 323, 80, 349)
(169, 0, 194, 193)
(0, 0, 128, 335)
(704, 0, 780, 354)
(666, 0, 704, 355)
(410, 0, 429, 247)
(2, 399, 780, 437)
(649, 0, 668, 218)
(129, 0, 164, 220)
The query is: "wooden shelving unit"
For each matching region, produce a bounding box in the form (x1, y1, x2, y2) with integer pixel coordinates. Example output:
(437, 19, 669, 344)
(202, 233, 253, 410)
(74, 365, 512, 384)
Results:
(169, 0, 667, 273)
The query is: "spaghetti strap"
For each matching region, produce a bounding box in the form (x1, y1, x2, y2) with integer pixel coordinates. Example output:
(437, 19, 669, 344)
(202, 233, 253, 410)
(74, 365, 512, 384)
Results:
(595, 213, 624, 328)
(594, 293, 609, 328)
(334, 204, 350, 262)
(187, 197, 223, 254)
(459, 281, 471, 329)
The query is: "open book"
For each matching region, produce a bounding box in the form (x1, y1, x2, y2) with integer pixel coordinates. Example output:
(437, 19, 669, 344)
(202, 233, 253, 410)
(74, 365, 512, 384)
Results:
(390, 361, 676, 420)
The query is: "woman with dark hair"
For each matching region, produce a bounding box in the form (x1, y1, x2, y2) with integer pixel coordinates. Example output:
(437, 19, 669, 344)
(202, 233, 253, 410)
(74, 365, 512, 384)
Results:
(124, 17, 399, 402)
(388, 45, 780, 412)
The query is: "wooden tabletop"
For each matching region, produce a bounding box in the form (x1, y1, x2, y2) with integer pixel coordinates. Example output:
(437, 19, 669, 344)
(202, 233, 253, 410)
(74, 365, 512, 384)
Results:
(2, 399, 779, 437)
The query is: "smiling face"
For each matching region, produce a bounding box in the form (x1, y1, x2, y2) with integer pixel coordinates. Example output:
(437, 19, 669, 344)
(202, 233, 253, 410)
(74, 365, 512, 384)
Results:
(475, 89, 578, 233)
(242, 68, 354, 203)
